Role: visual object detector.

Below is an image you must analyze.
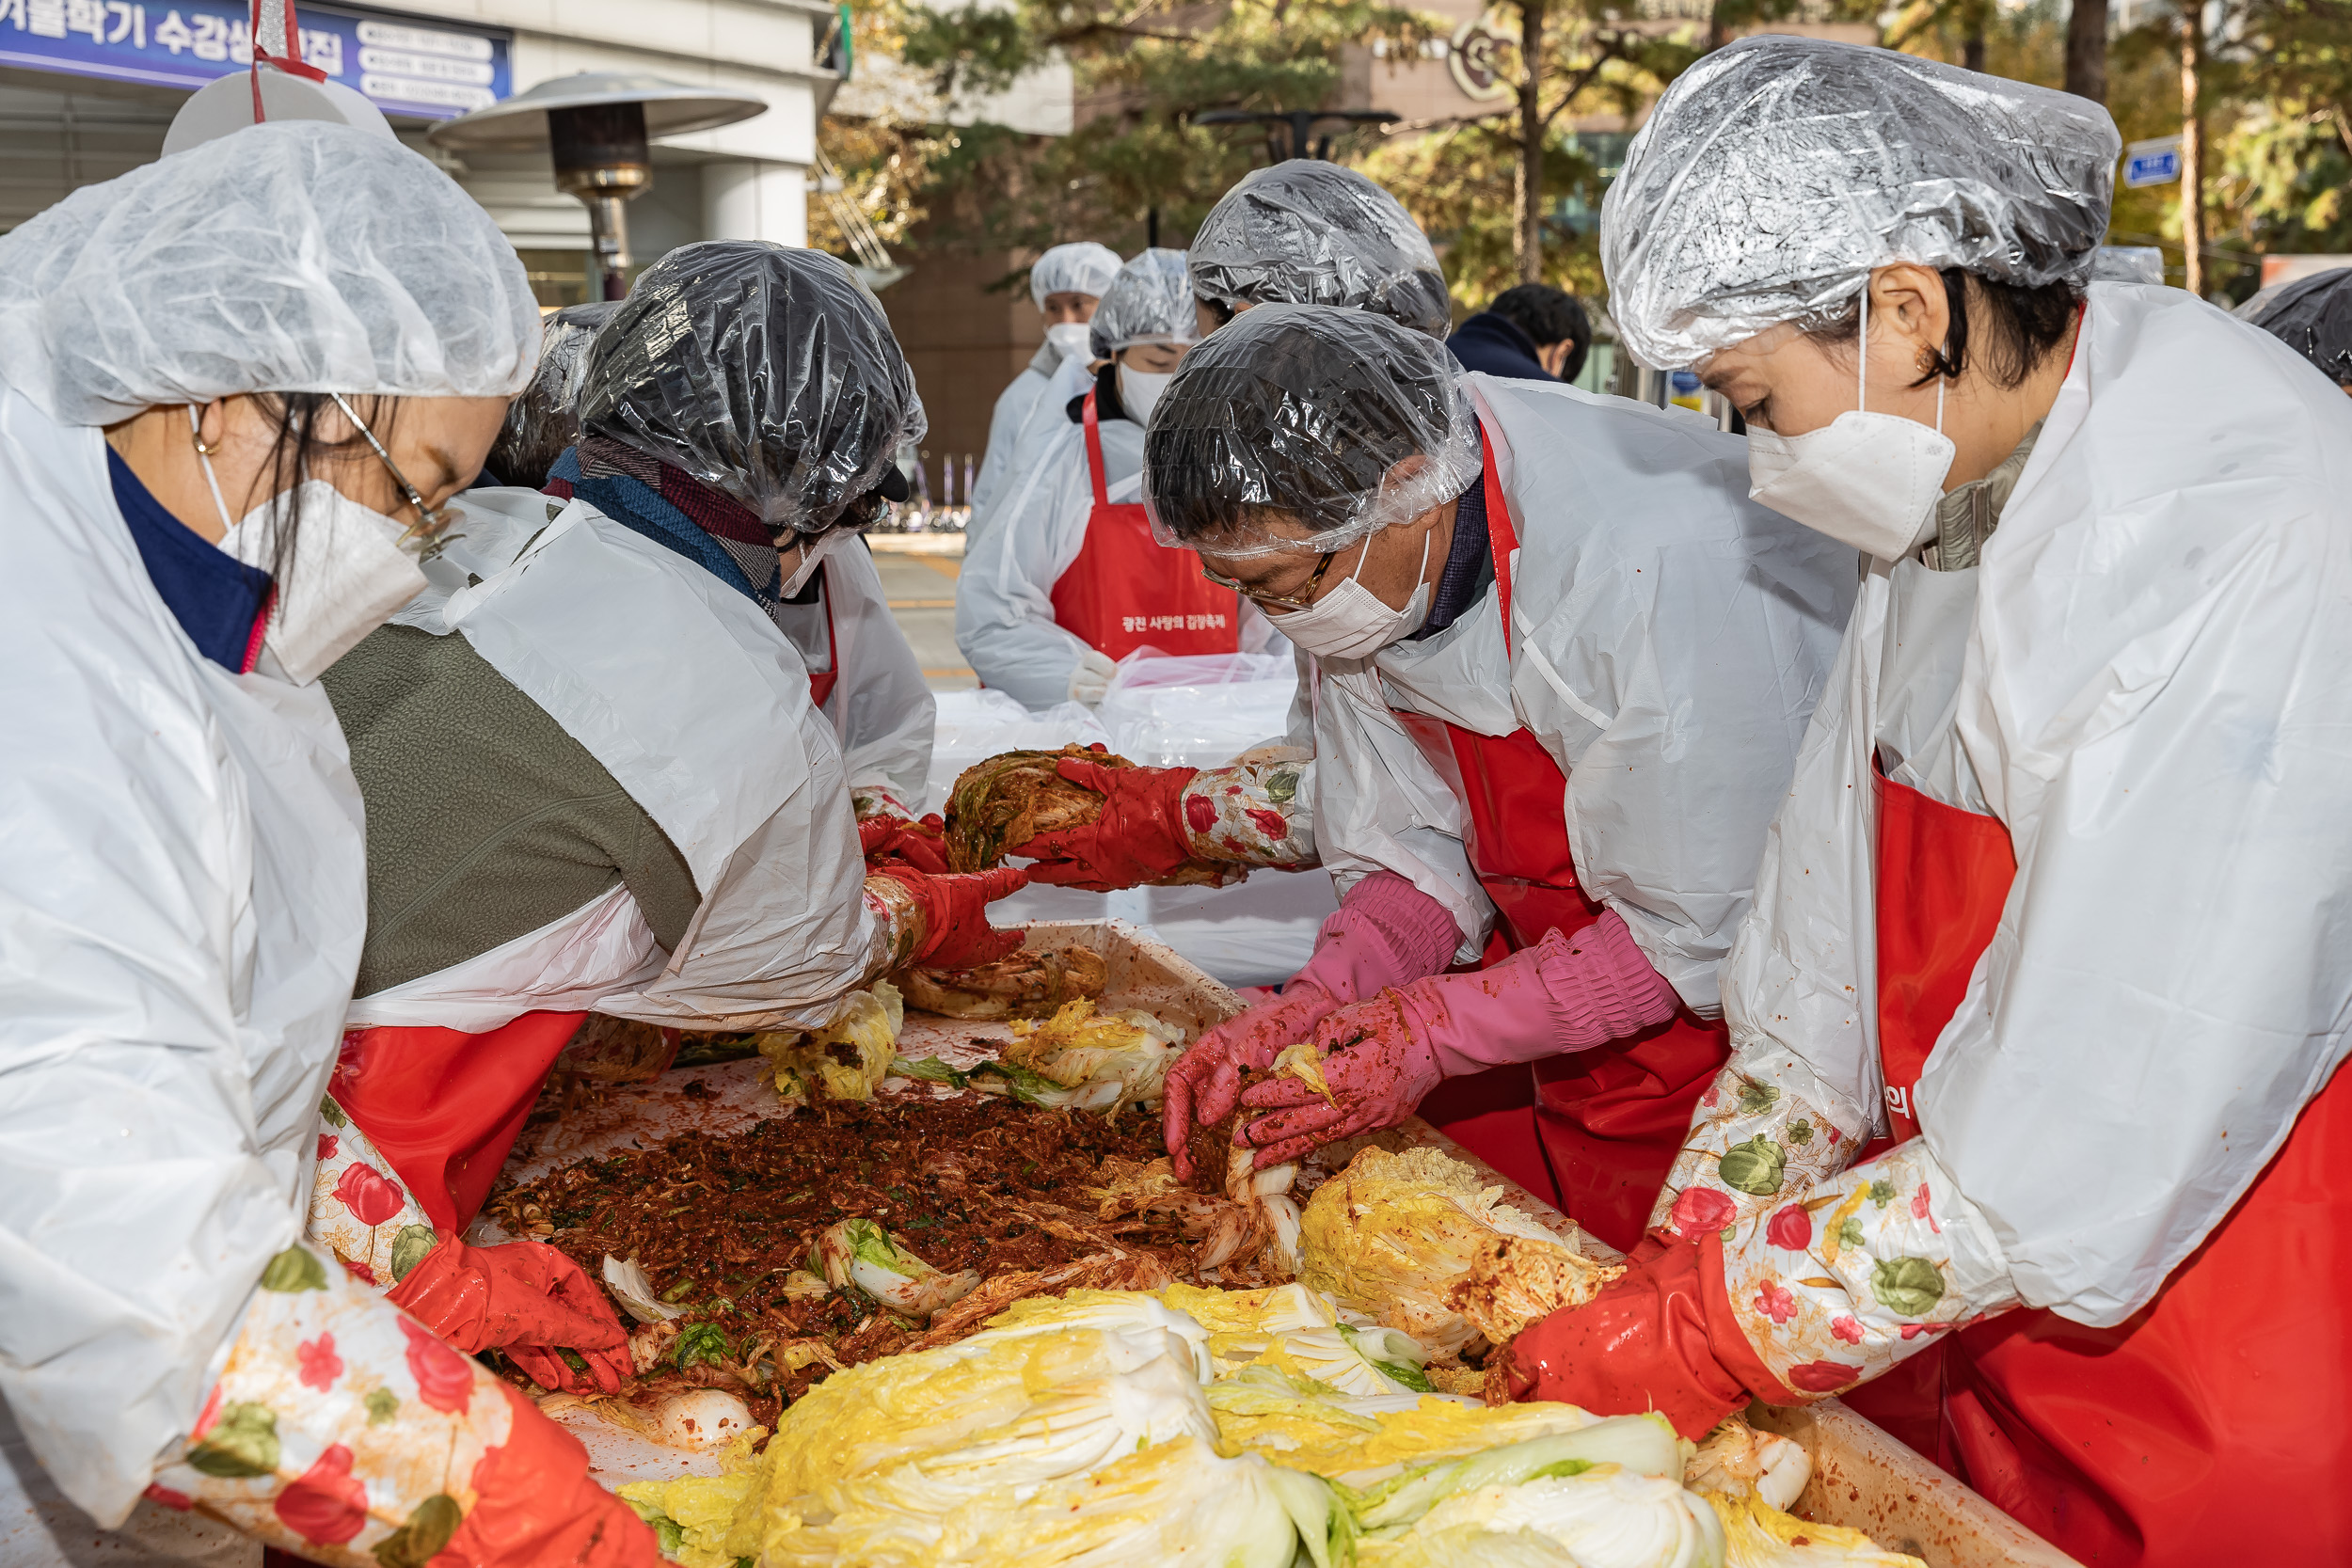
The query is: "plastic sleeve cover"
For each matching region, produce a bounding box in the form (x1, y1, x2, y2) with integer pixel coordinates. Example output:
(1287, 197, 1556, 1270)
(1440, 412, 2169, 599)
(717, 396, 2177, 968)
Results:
(1600, 35, 2119, 370)
(1179, 756, 1318, 868)
(0, 120, 538, 424)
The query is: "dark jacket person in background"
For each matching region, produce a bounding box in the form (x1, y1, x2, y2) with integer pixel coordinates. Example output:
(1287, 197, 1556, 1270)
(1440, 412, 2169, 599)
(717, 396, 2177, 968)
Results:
(1447, 283, 1592, 384)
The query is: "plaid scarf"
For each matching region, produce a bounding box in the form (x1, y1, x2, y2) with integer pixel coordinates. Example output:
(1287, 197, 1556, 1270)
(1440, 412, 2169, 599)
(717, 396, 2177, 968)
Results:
(546, 437, 788, 621)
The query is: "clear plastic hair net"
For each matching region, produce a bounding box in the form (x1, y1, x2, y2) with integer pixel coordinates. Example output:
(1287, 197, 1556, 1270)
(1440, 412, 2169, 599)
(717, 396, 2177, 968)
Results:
(1142, 302, 1478, 560)
(2240, 267, 2352, 387)
(0, 120, 539, 425)
(1600, 36, 2120, 371)
(577, 241, 928, 533)
(1088, 248, 1199, 360)
(484, 300, 619, 488)
(1030, 241, 1121, 309)
(1188, 162, 1452, 339)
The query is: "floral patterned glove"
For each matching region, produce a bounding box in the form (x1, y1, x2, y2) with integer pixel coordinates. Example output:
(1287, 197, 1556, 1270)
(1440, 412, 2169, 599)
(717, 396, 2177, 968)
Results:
(148, 1243, 658, 1567)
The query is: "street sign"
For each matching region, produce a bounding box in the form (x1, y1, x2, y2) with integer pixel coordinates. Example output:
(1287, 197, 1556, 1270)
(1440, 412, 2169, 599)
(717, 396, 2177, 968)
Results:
(0, 0, 510, 120)
(2124, 135, 2183, 189)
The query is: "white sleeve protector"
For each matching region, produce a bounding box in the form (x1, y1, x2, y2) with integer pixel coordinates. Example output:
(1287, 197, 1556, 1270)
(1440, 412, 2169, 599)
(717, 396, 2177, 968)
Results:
(0, 395, 367, 1524)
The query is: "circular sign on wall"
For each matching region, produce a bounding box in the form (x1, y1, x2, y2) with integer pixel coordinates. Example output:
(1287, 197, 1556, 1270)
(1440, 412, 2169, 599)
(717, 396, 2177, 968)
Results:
(1448, 13, 1513, 102)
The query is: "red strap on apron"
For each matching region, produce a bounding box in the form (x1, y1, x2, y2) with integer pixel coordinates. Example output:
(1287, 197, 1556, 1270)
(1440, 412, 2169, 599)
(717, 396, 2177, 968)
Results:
(1870, 768, 2016, 1141)
(1046, 389, 1239, 662)
(1393, 422, 1729, 1247)
(804, 563, 839, 710)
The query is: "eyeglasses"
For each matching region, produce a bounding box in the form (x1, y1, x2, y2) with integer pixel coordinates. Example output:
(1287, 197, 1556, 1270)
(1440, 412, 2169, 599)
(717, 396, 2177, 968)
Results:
(329, 392, 455, 554)
(1200, 548, 1338, 612)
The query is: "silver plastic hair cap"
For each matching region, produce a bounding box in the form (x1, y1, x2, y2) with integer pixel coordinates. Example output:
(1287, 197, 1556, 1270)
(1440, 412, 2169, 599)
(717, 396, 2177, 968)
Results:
(1089, 248, 1199, 360)
(1601, 36, 2119, 370)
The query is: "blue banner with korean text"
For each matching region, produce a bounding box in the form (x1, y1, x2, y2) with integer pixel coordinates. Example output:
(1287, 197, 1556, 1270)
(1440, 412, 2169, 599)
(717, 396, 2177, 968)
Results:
(0, 0, 510, 119)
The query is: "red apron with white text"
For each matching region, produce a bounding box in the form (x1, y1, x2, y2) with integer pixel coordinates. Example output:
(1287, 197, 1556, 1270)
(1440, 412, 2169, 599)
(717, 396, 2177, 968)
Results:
(331, 1012, 589, 1232)
(1867, 770, 2352, 1565)
(1393, 433, 1729, 1250)
(1048, 390, 1238, 662)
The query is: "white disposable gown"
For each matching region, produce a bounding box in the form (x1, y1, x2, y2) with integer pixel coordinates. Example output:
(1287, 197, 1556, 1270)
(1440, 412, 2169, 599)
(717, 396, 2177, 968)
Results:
(344, 486, 885, 1034)
(969, 334, 1079, 525)
(1714, 283, 2352, 1325)
(958, 404, 1141, 708)
(1306, 373, 1858, 1001)
(775, 525, 935, 806)
(964, 350, 1096, 561)
(0, 389, 367, 1526)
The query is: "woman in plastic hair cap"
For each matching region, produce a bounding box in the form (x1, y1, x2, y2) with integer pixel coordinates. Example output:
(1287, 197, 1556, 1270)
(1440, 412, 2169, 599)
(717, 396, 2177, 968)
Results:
(1187, 161, 1452, 339)
(311, 242, 1026, 1444)
(956, 246, 1257, 710)
(1507, 37, 2352, 1568)
(1053, 299, 1852, 1249)
(0, 118, 679, 1562)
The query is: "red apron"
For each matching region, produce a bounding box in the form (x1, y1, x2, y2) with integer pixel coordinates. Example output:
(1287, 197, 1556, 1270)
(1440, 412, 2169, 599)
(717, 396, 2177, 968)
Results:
(1048, 390, 1239, 662)
(331, 1011, 587, 1232)
(1393, 432, 1729, 1250)
(1864, 770, 2352, 1565)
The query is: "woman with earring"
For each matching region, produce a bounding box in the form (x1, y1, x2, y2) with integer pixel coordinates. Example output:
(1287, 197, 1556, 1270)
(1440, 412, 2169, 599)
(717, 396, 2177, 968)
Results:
(0, 121, 659, 1565)
(1499, 39, 2352, 1566)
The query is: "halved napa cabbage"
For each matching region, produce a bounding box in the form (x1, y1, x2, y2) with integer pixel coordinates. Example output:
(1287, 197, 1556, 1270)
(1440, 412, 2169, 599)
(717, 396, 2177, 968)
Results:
(1298, 1145, 1617, 1356)
(760, 981, 902, 1102)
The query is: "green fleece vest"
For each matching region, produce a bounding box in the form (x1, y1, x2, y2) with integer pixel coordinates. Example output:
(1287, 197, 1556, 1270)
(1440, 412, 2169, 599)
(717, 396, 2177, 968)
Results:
(324, 624, 701, 999)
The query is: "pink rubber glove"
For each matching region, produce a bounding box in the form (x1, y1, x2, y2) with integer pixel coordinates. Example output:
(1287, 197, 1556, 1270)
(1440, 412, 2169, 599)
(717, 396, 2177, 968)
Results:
(1164, 870, 1458, 1181)
(1239, 911, 1679, 1166)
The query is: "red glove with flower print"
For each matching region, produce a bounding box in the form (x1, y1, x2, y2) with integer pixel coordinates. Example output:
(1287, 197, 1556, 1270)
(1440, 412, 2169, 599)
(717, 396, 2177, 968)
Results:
(1007, 757, 1202, 891)
(386, 1234, 634, 1395)
(1498, 1233, 1755, 1439)
(869, 863, 1031, 970)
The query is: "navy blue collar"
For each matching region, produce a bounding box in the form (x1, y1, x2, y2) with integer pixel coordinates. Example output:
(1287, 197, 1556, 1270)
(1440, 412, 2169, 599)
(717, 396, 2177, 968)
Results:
(1410, 457, 1493, 641)
(109, 446, 271, 673)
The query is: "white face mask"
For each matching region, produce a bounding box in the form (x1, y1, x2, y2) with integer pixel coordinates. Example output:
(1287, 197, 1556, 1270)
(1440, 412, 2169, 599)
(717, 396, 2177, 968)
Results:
(215, 479, 428, 684)
(1744, 292, 1955, 561)
(1044, 321, 1093, 364)
(1118, 363, 1174, 426)
(1268, 528, 1432, 661)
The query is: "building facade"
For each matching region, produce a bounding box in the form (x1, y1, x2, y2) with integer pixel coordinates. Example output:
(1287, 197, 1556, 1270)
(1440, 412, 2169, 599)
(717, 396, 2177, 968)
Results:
(0, 0, 842, 302)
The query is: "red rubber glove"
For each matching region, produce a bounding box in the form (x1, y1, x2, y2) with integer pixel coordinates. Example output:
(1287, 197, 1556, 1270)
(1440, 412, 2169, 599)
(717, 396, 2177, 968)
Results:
(1498, 1233, 1752, 1439)
(439, 1384, 660, 1567)
(1163, 980, 1340, 1183)
(1006, 758, 1200, 891)
(386, 1234, 634, 1395)
(872, 863, 1030, 969)
(1238, 988, 1444, 1167)
(859, 813, 950, 875)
